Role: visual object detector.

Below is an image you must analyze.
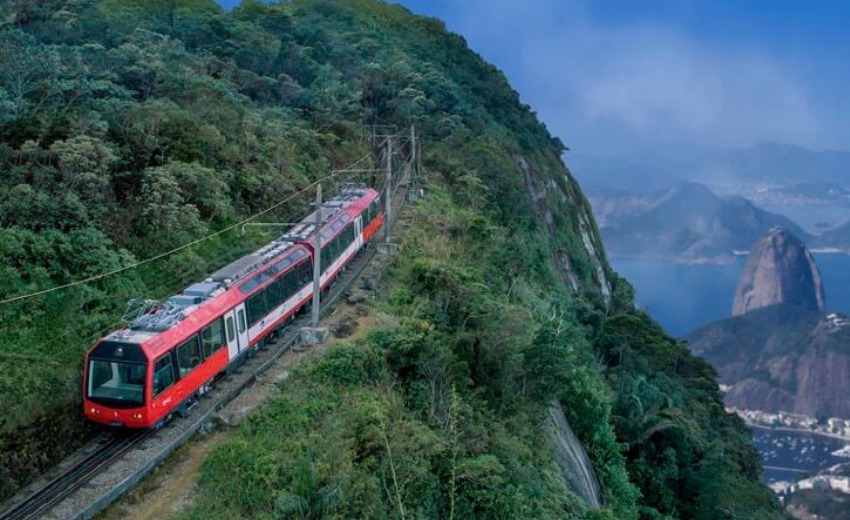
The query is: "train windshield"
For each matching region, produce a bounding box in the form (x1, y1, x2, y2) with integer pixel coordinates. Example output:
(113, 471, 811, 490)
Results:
(86, 341, 147, 408)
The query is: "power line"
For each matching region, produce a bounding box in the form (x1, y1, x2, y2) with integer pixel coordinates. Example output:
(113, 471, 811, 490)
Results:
(0, 151, 378, 307)
(1, 237, 264, 361)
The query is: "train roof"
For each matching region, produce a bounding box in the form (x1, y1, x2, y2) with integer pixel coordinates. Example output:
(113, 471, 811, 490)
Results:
(282, 184, 377, 243)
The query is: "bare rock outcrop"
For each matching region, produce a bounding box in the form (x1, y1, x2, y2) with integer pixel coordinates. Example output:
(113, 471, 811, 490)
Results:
(688, 305, 850, 420)
(731, 228, 825, 316)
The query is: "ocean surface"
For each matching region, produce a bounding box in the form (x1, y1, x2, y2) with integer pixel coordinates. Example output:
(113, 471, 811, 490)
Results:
(610, 253, 850, 337)
(751, 427, 849, 484)
(609, 253, 850, 485)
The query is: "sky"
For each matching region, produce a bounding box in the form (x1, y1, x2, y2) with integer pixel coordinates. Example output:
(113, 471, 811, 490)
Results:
(214, 0, 850, 156)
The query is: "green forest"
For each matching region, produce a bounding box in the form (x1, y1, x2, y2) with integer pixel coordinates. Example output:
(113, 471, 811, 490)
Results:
(0, 0, 788, 518)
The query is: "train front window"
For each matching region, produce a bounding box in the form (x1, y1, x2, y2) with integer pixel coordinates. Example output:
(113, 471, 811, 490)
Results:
(87, 359, 146, 408)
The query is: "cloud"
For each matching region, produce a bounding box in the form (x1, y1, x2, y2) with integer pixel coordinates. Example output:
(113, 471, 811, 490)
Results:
(532, 22, 818, 150)
(406, 0, 825, 154)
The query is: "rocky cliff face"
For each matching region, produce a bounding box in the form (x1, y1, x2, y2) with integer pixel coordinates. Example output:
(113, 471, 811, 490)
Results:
(732, 228, 825, 316)
(515, 153, 612, 307)
(546, 402, 601, 510)
(688, 305, 850, 419)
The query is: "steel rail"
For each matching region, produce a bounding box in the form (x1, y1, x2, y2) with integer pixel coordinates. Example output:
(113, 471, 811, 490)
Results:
(0, 170, 414, 520)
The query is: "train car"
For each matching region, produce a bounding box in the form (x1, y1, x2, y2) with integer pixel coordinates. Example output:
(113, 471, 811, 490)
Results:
(83, 186, 383, 428)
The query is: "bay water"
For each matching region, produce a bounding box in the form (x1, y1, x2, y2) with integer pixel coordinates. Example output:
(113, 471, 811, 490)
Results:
(751, 427, 849, 484)
(611, 253, 850, 337)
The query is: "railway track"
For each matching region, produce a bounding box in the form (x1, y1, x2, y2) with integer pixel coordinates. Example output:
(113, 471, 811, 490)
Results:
(0, 168, 413, 520)
(0, 431, 152, 520)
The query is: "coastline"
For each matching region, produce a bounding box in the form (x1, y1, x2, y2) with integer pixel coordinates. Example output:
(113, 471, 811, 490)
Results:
(746, 422, 850, 443)
(608, 249, 850, 265)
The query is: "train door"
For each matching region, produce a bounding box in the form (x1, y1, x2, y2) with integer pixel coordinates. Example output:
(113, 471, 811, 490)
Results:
(225, 310, 239, 361)
(354, 216, 363, 250)
(234, 303, 250, 350)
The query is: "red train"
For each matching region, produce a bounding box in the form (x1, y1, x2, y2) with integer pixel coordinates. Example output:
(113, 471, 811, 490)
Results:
(83, 186, 384, 428)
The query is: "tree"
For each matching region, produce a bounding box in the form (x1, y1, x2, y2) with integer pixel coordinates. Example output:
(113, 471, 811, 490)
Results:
(136, 164, 207, 251)
(0, 28, 60, 133)
(49, 136, 117, 219)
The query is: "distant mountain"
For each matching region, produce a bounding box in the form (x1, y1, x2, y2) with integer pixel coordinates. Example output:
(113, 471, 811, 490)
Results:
(687, 304, 850, 420)
(732, 228, 825, 316)
(590, 182, 812, 261)
(814, 221, 850, 251)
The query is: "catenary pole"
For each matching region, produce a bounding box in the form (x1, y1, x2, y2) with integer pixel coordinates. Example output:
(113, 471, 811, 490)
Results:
(411, 124, 416, 178)
(311, 184, 322, 327)
(384, 136, 393, 242)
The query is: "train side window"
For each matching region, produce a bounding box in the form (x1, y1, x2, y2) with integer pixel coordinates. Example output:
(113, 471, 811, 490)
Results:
(226, 317, 235, 342)
(211, 318, 226, 353)
(176, 335, 201, 377)
(237, 310, 246, 333)
(268, 279, 283, 309)
(290, 265, 298, 289)
(330, 237, 339, 262)
(341, 225, 354, 248)
(201, 325, 212, 358)
(201, 318, 226, 358)
(301, 261, 312, 286)
(292, 268, 302, 298)
(247, 291, 268, 327)
(153, 355, 175, 398)
(282, 268, 296, 301)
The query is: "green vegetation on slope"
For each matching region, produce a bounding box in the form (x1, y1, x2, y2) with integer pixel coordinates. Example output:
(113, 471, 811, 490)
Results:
(0, 0, 787, 517)
(180, 186, 634, 519)
(182, 182, 785, 519)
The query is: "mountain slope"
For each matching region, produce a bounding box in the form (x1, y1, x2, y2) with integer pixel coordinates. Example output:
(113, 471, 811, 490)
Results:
(0, 1, 786, 518)
(816, 220, 850, 250)
(591, 182, 811, 261)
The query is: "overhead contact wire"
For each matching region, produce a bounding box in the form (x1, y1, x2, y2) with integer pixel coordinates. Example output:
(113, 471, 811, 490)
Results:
(0, 150, 378, 306)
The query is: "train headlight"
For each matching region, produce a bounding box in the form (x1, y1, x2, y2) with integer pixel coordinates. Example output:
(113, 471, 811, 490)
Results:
(132, 413, 143, 420)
